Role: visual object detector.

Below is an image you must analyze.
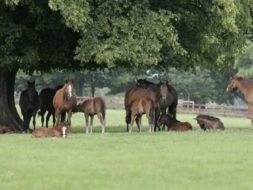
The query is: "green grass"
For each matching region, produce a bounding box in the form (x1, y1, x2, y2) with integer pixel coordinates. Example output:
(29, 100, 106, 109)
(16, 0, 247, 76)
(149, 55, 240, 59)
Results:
(1, 110, 253, 190)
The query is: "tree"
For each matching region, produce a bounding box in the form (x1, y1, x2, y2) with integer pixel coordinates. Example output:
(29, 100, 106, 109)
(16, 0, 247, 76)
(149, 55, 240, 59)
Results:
(1, 0, 253, 130)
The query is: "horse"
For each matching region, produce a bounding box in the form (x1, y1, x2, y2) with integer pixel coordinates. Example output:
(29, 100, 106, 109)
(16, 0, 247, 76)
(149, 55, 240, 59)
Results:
(125, 80, 175, 131)
(0, 125, 16, 134)
(32, 122, 68, 138)
(226, 75, 253, 129)
(53, 80, 77, 132)
(19, 81, 40, 133)
(157, 114, 192, 131)
(195, 114, 224, 130)
(136, 79, 178, 128)
(38, 85, 63, 128)
(129, 97, 155, 133)
(75, 97, 106, 134)
(125, 87, 158, 132)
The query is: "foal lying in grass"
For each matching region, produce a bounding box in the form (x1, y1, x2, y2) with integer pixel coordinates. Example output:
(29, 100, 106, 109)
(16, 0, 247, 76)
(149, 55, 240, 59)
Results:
(157, 114, 192, 131)
(32, 123, 68, 138)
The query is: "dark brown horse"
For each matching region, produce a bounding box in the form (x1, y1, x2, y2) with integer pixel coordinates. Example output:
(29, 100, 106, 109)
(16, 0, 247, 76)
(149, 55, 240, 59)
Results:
(53, 80, 77, 132)
(195, 114, 224, 130)
(19, 81, 40, 133)
(38, 85, 63, 128)
(157, 114, 192, 131)
(75, 97, 106, 133)
(129, 97, 155, 133)
(226, 75, 253, 129)
(136, 79, 178, 130)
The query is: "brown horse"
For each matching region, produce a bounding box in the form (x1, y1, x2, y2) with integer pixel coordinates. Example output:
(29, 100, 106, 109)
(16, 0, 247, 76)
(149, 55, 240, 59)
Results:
(75, 97, 106, 133)
(129, 97, 155, 133)
(0, 125, 16, 134)
(53, 80, 77, 132)
(32, 122, 68, 138)
(19, 81, 40, 133)
(38, 85, 63, 128)
(226, 75, 253, 129)
(125, 81, 170, 132)
(157, 114, 192, 131)
(195, 114, 224, 130)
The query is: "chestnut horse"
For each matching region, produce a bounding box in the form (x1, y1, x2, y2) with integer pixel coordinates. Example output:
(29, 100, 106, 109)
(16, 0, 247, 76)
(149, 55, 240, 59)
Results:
(38, 85, 63, 128)
(75, 97, 106, 134)
(226, 75, 253, 129)
(53, 80, 77, 131)
(129, 97, 155, 133)
(19, 81, 40, 133)
(32, 122, 68, 138)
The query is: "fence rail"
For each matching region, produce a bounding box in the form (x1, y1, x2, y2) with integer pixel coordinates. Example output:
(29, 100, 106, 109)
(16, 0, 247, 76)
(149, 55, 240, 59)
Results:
(77, 96, 248, 118)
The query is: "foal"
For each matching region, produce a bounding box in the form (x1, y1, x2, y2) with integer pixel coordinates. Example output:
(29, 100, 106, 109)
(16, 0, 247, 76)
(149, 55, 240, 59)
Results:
(32, 122, 68, 138)
(75, 97, 106, 134)
(157, 114, 192, 131)
(129, 97, 155, 133)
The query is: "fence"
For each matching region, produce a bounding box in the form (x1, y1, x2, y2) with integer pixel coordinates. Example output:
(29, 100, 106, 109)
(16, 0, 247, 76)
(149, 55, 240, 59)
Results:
(77, 96, 248, 118)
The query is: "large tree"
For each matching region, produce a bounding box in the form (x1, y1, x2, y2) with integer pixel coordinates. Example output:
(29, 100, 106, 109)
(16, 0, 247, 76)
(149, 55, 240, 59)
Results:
(1, 0, 252, 130)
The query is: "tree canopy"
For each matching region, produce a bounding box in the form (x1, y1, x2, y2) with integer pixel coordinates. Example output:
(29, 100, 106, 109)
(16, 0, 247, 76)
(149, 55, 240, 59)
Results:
(1, 0, 253, 72)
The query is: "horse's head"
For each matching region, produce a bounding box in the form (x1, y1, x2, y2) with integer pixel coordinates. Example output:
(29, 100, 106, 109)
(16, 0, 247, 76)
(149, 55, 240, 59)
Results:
(27, 81, 35, 89)
(159, 81, 169, 100)
(64, 80, 75, 100)
(226, 75, 242, 92)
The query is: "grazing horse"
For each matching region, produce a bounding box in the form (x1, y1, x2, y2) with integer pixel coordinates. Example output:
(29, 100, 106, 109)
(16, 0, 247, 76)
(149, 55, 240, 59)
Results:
(38, 85, 63, 128)
(19, 81, 40, 133)
(129, 97, 155, 133)
(195, 114, 224, 130)
(32, 122, 68, 138)
(75, 97, 106, 134)
(157, 114, 192, 131)
(136, 79, 178, 129)
(226, 75, 253, 129)
(53, 80, 77, 132)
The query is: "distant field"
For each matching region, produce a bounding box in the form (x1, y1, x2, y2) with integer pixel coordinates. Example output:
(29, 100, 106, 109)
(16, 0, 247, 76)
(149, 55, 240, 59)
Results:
(1, 109, 253, 190)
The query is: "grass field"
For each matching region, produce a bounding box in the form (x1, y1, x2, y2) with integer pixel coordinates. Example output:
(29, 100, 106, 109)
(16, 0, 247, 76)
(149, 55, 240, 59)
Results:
(1, 109, 253, 190)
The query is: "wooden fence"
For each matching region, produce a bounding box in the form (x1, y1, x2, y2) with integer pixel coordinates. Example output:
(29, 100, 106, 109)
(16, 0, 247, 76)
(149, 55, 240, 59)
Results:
(77, 96, 249, 118)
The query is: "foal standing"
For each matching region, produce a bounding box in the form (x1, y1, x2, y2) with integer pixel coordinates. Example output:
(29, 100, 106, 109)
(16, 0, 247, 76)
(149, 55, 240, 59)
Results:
(76, 97, 106, 134)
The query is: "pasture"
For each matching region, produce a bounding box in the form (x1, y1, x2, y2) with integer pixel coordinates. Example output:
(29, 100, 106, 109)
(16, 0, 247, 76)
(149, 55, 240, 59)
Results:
(1, 109, 253, 190)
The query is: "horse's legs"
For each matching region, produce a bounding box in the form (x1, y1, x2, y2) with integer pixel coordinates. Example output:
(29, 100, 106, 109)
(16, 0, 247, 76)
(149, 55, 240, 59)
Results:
(136, 115, 142, 133)
(32, 111, 36, 130)
(97, 112, 105, 133)
(90, 115, 94, 134)
(66, 111, 72, 132)
(46, 111, 51, 128)
(55, 109, 61, 125)
(154, 108, 160, 132)
(84, 113, 89, 134)
(40, 110, 45, 128)
(125, 110, 131, 132)
(52, 109, 56, 126)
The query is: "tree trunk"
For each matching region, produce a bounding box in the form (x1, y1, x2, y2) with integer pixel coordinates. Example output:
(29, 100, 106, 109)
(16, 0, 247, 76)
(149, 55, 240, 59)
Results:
(91, 72, 95, 97)
(0, 70, 22, 131)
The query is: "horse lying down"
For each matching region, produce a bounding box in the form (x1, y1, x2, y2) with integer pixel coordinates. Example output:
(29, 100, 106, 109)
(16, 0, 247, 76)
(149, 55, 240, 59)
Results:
(195, 114, 224, 130)
(157, 114, 192, 131)
(0, 125, 16, 134)
(32, 123, 68, 138)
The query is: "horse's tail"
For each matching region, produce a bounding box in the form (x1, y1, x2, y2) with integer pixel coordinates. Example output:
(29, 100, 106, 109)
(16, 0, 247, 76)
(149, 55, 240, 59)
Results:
(101, 101, 106, 120)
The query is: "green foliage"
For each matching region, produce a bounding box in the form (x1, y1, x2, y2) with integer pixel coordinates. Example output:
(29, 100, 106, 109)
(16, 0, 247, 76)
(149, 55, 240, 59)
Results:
(1, 0, 253, 72)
